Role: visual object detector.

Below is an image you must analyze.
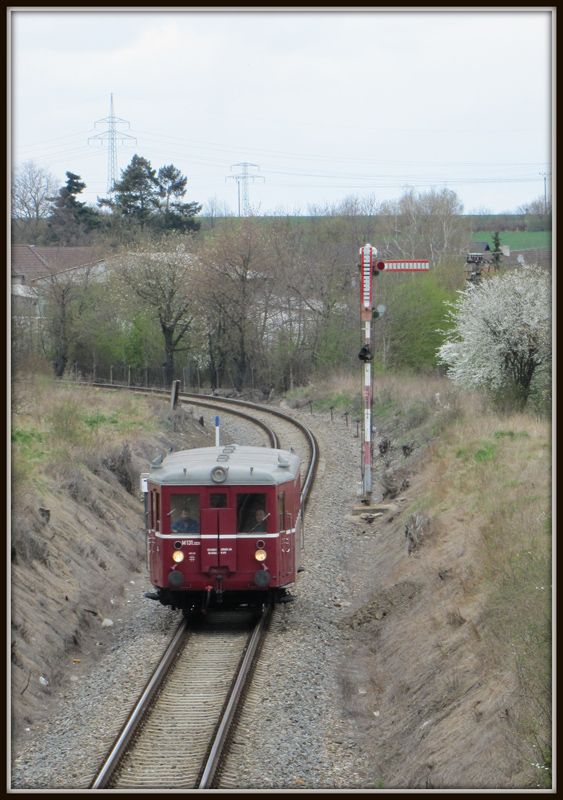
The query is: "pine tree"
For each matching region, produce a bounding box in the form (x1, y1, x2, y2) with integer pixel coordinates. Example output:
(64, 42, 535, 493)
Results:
(48, 172, 100, 244)
(99, 155, 201, 235)
(492, 231, 502, 269)
(100, 154, 159, 229)
(156, 164, 201, 232)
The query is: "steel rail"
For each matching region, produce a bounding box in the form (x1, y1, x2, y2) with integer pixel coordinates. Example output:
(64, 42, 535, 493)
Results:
(197, 604, 273, 788)
(84, 383, 280, 450)
(176, 396, 280, 450)
(90, 619, 188, 789)
(80, 382, 319, 789)
(80, 382, 317, 501)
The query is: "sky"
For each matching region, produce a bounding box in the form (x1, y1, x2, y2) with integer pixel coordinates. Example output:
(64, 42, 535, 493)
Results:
(10, 8, 553, 216)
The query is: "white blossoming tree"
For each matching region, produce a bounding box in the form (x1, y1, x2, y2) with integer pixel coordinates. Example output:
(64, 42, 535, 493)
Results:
(437, 266, 551, 409)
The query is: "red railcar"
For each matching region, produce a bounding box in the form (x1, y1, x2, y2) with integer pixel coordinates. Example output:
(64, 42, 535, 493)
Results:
(141, 444, 303, 610)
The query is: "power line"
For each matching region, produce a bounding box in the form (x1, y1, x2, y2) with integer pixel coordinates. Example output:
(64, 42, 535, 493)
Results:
(88, 94, 136, 192)
(133, 127, 549, 169)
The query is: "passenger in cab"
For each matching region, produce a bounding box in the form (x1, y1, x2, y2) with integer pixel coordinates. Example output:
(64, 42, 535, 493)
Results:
(249, 508, 269, 532)
(172, 508, 199, 533)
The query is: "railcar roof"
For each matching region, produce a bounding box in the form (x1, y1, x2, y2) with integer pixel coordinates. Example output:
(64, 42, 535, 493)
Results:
(147, 445, 300, 486)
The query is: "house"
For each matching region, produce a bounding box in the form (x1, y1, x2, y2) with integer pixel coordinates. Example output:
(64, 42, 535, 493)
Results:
(11, 245, 107, 310)
(11, 244, 106, 286)
(465, 241, 492, 265)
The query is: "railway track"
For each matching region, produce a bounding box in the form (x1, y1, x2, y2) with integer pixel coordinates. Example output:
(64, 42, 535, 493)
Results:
(88, 384, 319, 789)
(92, 608, 270, 789)
(178, 392, 318, 510)
(88, 383, 319, 509)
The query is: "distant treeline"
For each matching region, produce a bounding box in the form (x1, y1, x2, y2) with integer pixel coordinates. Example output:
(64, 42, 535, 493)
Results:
(462, 213, 551, 233)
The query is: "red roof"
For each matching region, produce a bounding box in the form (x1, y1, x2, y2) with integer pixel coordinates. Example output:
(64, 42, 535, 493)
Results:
(11, 245, 105, 284)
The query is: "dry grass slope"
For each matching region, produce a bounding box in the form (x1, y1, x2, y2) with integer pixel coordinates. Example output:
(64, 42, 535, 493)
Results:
(10, 377, 210, 733)
(312, 371, 551, 788)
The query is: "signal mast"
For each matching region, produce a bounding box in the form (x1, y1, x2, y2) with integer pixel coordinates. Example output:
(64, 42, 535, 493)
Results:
(357, 245, 430, 505)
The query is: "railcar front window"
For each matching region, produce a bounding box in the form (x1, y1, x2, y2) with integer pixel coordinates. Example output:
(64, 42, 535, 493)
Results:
(170, 494, 200, 533)
(237, 493, 268, 532)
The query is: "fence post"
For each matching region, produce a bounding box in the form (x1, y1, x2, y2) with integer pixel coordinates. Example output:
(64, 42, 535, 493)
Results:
(309, 401, 313, 415)
(170, 380, 180, 410)
(127, 365, 131, 386)
(344, 412, 349, 427)
(145, 367, 148, 388)
(110, 365, 113, 385)
(330, 406, 334, 422)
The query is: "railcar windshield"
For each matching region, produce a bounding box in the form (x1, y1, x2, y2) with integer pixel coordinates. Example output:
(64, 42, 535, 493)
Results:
(237, 493, 268, 532)
(170, 494, 200, 533)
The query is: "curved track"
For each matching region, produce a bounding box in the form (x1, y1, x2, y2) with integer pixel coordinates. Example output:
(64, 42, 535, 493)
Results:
(89, 384, 319, 789)
(178, 392, 318, 509)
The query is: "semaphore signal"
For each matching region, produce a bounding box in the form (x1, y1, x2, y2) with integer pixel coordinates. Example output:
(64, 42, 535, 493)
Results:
(357, 244, 430, 506)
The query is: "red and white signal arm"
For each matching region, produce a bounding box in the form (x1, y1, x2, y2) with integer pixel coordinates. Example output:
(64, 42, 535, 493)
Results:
(359, 244, 377, 311)
(377, 259, 430, 272)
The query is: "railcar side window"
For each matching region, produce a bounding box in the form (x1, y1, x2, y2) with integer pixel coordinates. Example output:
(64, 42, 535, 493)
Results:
(237, 493, 268, 532)
(170, 494, 200, 533)
(278, 492, 286, 531)
(153, 491, 160, 532)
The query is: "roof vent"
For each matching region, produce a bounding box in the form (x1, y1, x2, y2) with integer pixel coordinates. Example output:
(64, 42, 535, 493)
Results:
(278, 454, 290, 468)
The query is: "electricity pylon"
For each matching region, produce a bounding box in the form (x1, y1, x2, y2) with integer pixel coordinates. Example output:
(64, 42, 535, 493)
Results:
(226, 163, 265, 216)
(89, 94, 136, 192)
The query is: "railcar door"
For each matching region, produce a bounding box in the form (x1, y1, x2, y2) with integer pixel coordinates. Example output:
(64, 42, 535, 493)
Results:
(278, 490, 294, 581)
(200, 491, 237, 573)
(148, 487, 161, 583)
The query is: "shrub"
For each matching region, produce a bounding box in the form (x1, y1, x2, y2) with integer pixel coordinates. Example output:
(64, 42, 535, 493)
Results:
(437, 266, 551, 411)
(47, 400, 87, 444)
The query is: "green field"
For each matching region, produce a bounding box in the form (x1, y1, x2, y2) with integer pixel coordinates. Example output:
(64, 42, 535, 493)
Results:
(472, 231, 552, 250)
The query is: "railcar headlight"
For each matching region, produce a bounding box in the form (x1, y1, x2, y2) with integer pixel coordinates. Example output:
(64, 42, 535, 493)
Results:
(254, 549, 267, 562)
(172, 550, 185, 563)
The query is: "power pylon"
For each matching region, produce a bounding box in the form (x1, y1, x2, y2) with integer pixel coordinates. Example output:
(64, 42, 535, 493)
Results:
(539, 170, 551, 214)
(89, 94, 136, 192)
(226, 163, 265, 216)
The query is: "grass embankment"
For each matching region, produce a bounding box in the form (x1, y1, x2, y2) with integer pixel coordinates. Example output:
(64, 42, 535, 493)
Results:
(12, 377, 158, 492)
(289, 370, 551, 787)
(11, 374, 208, 730)
(427, 413, 551, 786)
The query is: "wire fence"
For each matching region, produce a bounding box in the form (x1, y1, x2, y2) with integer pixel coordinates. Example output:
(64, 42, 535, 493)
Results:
(71, 363, 208, 393)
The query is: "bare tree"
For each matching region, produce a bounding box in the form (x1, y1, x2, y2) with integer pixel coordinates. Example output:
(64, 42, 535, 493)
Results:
(37, 267, 96, 377)
(199, 219, 274, 391)
(517, 195, 552, 217)
(379, 188, 469, 261)
(202, 195, 233, 227)
(109, 237, 198, 387)
(12, 161, 58, 243)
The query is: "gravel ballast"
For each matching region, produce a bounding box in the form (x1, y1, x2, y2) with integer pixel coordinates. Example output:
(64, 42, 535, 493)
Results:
(11, 403, 402, 790)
